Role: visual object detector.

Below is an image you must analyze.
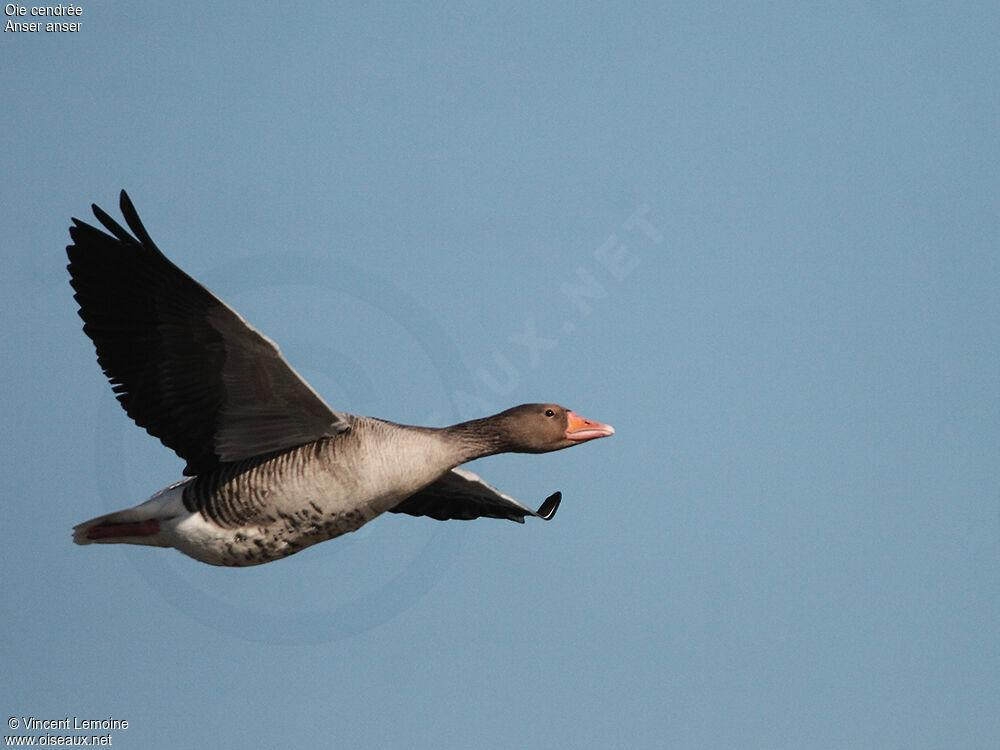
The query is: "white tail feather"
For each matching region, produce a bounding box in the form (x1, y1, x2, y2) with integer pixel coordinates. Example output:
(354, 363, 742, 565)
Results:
(73, 479, 191, 546)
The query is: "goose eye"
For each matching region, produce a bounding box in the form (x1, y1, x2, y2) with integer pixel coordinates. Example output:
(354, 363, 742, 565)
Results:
(545, 409, 555, 417)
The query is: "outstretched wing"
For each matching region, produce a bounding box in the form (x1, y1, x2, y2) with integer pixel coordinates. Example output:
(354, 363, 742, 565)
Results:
(390, 468, 561, 523)
(67, 190, 350, 476)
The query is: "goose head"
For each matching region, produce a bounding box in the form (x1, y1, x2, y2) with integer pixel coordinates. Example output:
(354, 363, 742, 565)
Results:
(488, 403, 615, 453)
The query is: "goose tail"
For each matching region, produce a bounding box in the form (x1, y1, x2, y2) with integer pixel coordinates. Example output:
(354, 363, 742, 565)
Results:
(73, 479, 189, 547)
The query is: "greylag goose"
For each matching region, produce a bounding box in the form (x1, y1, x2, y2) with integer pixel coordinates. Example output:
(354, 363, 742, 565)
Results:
(67, 192, 614, 567)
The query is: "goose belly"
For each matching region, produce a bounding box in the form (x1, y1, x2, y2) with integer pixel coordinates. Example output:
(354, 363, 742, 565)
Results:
(167, 436, 452, 566)
(165, 495, 376, 567)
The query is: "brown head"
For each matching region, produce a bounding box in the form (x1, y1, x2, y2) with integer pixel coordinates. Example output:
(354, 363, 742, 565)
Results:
(454, 403, 614, 456)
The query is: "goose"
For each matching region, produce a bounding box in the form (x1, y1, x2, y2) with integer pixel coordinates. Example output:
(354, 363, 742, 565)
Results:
(67, 191, 614, 567)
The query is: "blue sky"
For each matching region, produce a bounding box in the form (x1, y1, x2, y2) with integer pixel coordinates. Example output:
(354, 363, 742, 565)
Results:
(2, 2, 998, 747)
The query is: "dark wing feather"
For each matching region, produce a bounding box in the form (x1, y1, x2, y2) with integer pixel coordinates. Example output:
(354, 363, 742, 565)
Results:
(390, 468, 561, 522)
(67, 190, 349, 475)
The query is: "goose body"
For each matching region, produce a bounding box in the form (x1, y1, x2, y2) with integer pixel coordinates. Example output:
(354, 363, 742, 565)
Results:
(68, 192, 614, 567)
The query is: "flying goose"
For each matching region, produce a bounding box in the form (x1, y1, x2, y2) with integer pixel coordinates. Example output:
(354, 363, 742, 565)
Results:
(68, 192, 614, 566)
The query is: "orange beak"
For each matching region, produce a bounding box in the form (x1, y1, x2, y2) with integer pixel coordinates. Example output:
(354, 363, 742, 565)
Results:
(565, 410, 615, 442)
